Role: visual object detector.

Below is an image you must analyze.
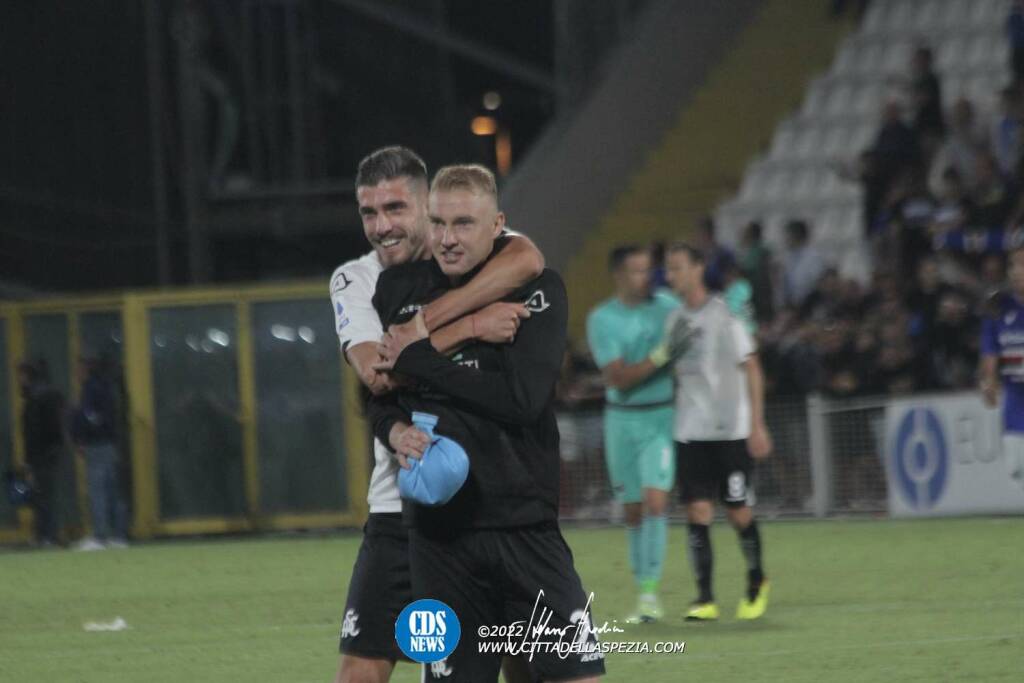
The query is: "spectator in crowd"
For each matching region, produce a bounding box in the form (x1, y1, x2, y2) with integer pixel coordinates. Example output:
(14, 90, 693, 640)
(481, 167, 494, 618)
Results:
(816, 318, 868, 399)
(650, 241, 668, 289)
(928, 98, 986, 197)
(930, 167, 973, 236)
(853, 102, 922, 236)
(798, 268, 844, 322)
(737, 221, 775, 323)
(883, 167, 935, 273)
(780, 219, 826, 310)
(721, 255, 755, 333)
(905, 256, 954, 338)
(862, 269, 903, 314)
(758, 310, 822, 397)
(871, 101, 923, 196)
(1008, 0, 1024, 83)
(970, 153, 1016, 229)
(978, 253, 1007, 301)
(694, 216, 734, 291)
(1003, 186, 1024, 231)
(990, 85, 1024, 178)
(854, 149, 889, 236)
(907, 45, 944, 144)
(835, 278, 867, 320)
(872, 315, 925, 395)
(71, 353, 129, 550)
(18, 359, 66, 547)
(927, 290, 979, 390)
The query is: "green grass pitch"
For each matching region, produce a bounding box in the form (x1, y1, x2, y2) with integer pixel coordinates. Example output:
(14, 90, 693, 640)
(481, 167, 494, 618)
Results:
(2, 518, 1022, 681)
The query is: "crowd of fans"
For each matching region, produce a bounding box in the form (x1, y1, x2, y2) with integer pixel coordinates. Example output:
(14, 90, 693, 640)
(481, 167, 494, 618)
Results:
(649, 215, 999, 400)
(770, 9, 1024, 399)
(558, 206, 1011, 405)
(849, 42, 1024, 281)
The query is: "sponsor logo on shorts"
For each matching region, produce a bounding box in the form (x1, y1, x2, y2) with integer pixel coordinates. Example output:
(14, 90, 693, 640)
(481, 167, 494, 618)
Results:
(341, 609, 361, 639)
(428, 658, 453, 678)
(726, 471, 746, 502)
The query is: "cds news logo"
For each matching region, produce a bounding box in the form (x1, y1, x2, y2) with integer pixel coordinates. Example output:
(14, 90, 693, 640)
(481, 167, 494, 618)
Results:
(891, 408, 949, 509)
(394, 599, 461, 663)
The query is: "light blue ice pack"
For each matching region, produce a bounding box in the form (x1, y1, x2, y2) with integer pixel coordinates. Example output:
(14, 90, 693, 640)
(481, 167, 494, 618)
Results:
(397, 412, 469, 506)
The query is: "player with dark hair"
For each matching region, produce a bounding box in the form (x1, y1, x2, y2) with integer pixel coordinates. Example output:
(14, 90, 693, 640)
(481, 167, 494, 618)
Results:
(369, 164, 604, 682)
(585, 244, 682, 623)
(980, 245, 1024, 485)
(331, 147, 543, 683)
(663, 242, 773, 622)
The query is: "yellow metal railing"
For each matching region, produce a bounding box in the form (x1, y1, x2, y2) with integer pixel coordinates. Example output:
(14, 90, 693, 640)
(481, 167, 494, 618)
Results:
(0, 282, 369, 543)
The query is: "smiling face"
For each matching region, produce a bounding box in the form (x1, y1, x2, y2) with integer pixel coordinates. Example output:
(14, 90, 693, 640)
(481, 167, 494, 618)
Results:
(356, 176, 430, 268)
(428, 187, 504, 279)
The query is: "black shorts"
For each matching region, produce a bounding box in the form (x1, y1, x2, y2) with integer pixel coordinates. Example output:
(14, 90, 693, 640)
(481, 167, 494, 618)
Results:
(338, 513, 411, 660)
(676, 440, 753, 507)
(410, 522, 606, 682)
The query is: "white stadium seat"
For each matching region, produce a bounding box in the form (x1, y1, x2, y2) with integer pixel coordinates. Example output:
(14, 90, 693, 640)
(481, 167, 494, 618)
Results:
(882, 41, 912, 77)
(887, 1, 916, 33)
(802, 78, 829, 116)
(825, 84, 856, 117)
(936, 35, 967, 73)
(942, 0, 973, 30)
(970, 0, 1008, 29)
(832, 41, 860, 76)
(793, 127, 822, 161)
(862, 3, 887, 34)
(770, 126, 798, 161)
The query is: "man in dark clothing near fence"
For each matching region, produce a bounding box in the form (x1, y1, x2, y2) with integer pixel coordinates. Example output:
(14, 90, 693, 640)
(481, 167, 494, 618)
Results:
(71, 354, 129, 549)
(18, 360, 66, 546)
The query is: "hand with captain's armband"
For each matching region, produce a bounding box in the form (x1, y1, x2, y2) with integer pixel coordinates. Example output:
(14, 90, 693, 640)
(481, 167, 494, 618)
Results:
(649, 315, 696, 368)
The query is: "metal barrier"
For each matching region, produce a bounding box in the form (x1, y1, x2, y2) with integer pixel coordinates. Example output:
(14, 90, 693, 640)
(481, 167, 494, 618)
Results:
(556, 393, 894, 521)
(0, 283, 369, 544)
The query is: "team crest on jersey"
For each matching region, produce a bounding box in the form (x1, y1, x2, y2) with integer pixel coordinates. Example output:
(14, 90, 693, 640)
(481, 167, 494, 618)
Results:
(429, 658, 453, 678)
(332, 271, 354, 293)
(1007, 311, 1018, 325)
(525, 289, 550, 313)
(341, 609, 361, 638)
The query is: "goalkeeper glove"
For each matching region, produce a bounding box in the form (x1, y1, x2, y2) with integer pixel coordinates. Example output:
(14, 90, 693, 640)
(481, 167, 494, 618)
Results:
(649, 317, 695, 368)
(649, 343, 672, 368)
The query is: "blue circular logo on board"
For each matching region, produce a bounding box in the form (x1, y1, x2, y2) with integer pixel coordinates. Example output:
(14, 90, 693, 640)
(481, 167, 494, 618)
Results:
(892, 408, 948, 509)
(394, 599, 461, 663)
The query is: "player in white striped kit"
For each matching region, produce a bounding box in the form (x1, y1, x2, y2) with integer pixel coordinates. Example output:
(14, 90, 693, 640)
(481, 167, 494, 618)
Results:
(663, 242, 773, 622)
(331, 147, 543, 683)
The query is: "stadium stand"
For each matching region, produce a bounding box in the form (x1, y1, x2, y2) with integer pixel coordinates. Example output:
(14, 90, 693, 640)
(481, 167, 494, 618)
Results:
(714, 0, 1013, 281)
(503, 0, 850, 340)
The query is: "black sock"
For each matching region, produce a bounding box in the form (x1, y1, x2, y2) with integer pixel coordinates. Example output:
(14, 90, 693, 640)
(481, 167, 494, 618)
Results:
(687, 523, 713, 603)
(738, 520, 764, 601)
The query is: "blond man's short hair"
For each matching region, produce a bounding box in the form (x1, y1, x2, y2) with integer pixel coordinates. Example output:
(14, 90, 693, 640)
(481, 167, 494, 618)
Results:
(430, 164, 498, 201)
